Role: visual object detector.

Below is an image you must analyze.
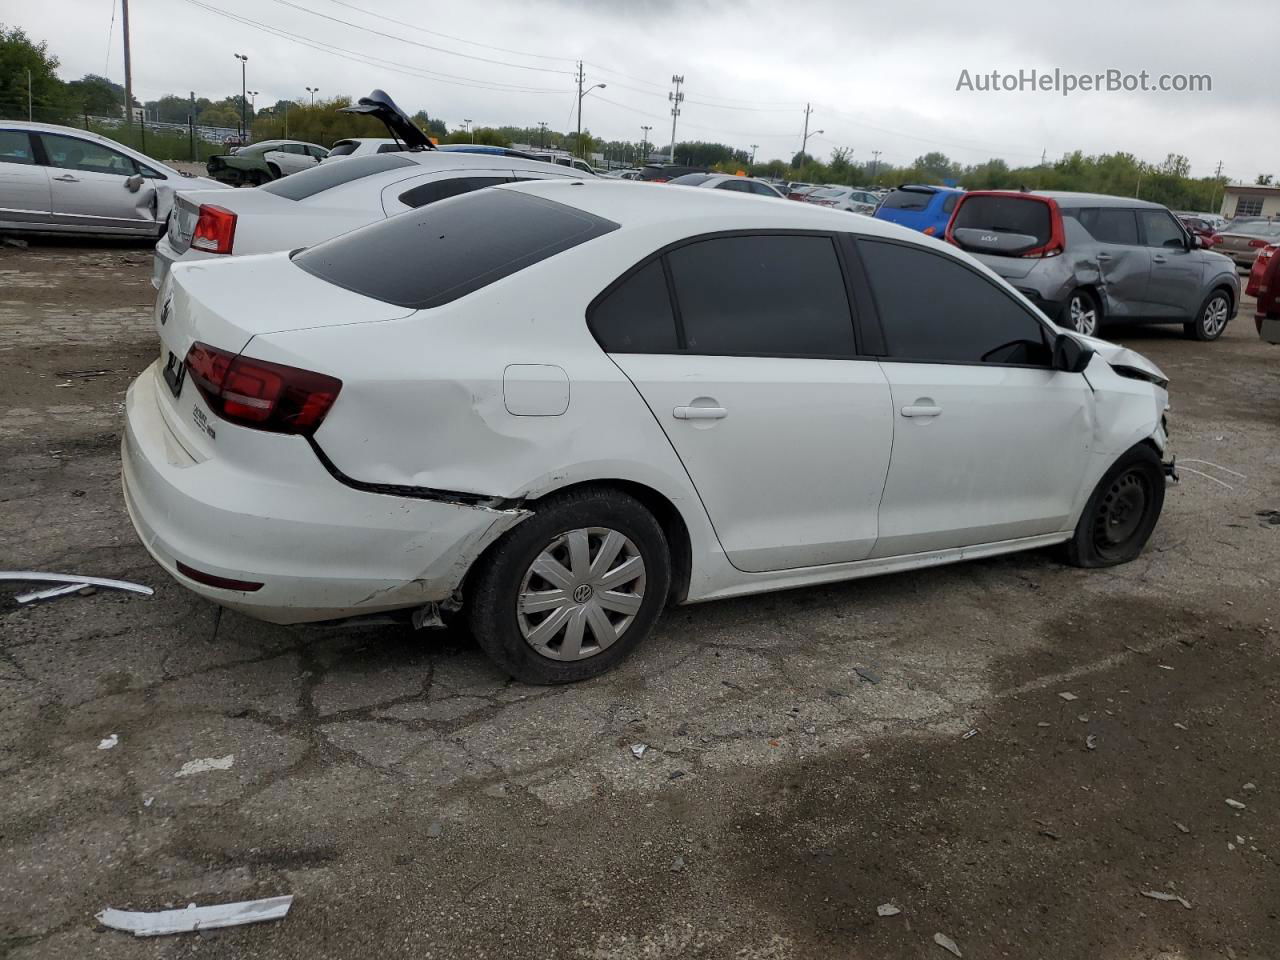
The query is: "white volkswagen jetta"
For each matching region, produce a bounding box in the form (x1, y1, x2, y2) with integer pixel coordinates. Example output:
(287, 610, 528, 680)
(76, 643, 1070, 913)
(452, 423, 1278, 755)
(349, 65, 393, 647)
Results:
(123, 180, 1173, 683)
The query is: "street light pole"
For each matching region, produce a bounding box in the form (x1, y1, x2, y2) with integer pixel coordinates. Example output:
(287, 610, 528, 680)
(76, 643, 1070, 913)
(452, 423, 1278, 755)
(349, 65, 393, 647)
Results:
(464, 118, 473, 142)
(247, 90, 258, 135)
(641, 124, 651, 164)
(121, 0, 134, 127)
(234, 53, 248, 139)
(538, 122, 547, 149)
(749, 143, 758, 166)
(305, 86, 318, 106)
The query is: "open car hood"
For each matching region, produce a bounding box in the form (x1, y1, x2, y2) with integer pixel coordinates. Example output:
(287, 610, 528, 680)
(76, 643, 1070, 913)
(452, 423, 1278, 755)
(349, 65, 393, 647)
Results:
(340, 90, 434, 150)
(1072, 333, 1169, 387)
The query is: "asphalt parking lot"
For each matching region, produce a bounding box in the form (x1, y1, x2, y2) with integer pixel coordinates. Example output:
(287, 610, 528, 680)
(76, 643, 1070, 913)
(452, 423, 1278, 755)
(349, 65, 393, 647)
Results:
(2, 240, 1279, 960)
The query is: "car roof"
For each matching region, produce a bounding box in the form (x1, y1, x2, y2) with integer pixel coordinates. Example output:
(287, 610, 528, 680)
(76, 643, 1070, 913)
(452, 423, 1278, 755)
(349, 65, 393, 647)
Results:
(1032, 191, 1167, 210)
(375, 150, 586, 175)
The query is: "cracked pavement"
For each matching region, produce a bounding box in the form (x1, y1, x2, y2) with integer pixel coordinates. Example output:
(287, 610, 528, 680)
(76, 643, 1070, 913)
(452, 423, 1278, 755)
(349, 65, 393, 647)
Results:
(2, 241, 1279, 959)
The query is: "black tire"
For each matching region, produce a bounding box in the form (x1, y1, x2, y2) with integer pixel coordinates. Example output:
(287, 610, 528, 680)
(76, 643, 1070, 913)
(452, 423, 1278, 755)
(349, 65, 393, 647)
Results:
(467, 487, 671, 684)
(266, 163, 282, 181)
(1063, 288, 1102, 337)
(1065, 444, 1165, 568)
(1183, 288, 1232, 341)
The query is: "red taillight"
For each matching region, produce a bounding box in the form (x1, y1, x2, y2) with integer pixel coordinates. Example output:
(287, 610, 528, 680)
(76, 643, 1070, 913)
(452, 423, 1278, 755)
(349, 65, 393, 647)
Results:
(184, 341, 341, 436)
(1208, 234, 1222, 246)
(190, 204, 237, 254)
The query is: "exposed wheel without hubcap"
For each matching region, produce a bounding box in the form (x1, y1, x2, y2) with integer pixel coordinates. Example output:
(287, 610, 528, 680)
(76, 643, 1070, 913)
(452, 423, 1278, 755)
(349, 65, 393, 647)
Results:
(517, 527, 646, 662)
(1068, 292, 1099, 336)
(1091, 468, 1150, 560)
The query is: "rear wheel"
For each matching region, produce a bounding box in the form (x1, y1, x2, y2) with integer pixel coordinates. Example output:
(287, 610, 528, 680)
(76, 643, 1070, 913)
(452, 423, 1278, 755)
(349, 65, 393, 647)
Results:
(1065, 288, 1101, 336)
(1065, 444, 1165, 568)
(1184, 289, 1231, 341)
(467, 488, 671, 684)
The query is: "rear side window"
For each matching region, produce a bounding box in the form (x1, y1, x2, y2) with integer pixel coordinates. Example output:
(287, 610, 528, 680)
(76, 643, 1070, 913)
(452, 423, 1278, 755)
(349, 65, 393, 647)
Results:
(295, 189, 619, 309)
(668, 173, 714, 186)
(717, 179, 751, 192)
(398, 175, 509, 209)
(666, 235, 856, 356)
(589, 260, 678, 353)
(1078, 208, 1139, 245)
(859, 239, 1051, 366)
(880, 189, 934, 211)
(261, 153, 416, 201)
(951, 195, 1052, 250)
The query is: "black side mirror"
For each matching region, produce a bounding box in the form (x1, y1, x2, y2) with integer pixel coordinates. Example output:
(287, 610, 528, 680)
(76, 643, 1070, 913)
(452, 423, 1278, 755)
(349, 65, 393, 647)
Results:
(1053, 332, 1094, 373)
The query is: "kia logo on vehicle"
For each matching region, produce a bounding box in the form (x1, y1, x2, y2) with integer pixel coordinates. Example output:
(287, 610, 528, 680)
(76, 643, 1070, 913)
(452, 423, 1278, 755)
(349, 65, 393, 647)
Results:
(980, 234, 998, 243)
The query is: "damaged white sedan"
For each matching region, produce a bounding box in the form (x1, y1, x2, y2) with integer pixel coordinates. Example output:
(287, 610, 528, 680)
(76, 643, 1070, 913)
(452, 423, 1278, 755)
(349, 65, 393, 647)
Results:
(123, 180, 1174, 683)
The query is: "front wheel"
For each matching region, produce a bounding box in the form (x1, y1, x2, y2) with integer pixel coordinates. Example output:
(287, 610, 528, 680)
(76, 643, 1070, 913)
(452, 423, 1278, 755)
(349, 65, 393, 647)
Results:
(1065, 444, 1165, 568)
(467, 488, 671, 684)
(1184, 289, 1231, 341)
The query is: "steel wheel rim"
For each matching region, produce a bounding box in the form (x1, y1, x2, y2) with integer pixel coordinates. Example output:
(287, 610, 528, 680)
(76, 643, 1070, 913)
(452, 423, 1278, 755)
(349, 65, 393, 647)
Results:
(1092, 469, 1149, 553)
(1070, 295, 1098, 336)
(517, 527, 646, 662)
(1203, 296, 1228, 337)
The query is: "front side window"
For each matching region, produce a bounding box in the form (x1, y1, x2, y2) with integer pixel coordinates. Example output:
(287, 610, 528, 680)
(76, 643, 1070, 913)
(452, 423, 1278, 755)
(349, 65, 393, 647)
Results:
(589, 260, 678, 353)
(940, 193, 960, 214)
(0, 130, 35, 164)
(1078, 207, 1139, 245)
(859, 239, 1051, 366)
(38, 133, 136, 176)
(398, 175, 509, 209)
(666, 235, 856, 357)
(1138, 210, 1186, 248)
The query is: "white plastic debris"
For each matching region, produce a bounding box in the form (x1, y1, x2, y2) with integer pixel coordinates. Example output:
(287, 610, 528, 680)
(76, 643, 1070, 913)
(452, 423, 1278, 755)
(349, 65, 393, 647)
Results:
(175, 755, 235, 778)
(98, 734, 119, 751)
(97, 895, 293, 936)
(1140, 889, 1191, 909)
(1174, 822, 1189, 834)
(1058, 692, 1078, 702)
(961, 728, 979, 740)
(877, 903, 901, 917)
(630, 743, 648, 759)
(1243, 783, 1257, 792)
(1225, 798, 1246, 810)
(5, 571, 153, 604)
(1157, 664, 1174, 671)
(934, 931, 962, 957)
(1086, 735, 1098, 751)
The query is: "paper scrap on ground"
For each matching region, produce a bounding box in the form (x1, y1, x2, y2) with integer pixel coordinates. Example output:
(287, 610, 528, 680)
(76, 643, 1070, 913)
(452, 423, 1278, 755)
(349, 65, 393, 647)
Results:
(877, 903, 901, 917)
(934, 931, 962, 956)
(1140, 889, 1192, 909)
(175, 755, 235, 778)
(97, 895, 293, 936)
(98, 734, 118, 750)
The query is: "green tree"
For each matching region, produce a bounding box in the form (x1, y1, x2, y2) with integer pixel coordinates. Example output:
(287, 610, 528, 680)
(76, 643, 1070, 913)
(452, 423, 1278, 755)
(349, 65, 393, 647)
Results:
(1257, 174, 1274, 186)
(66, 74, 123, 116)
(411, 110, 447, 139)
(0, 25, 73, 122)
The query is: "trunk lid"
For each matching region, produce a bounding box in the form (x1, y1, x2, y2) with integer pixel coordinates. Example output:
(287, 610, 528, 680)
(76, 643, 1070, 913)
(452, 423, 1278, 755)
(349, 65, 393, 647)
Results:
(165, 187, 300, 255)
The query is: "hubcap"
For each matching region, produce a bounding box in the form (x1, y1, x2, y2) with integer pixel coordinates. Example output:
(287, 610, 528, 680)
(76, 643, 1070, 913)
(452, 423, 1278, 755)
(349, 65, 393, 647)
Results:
(1093, 470, 1148, 550)
(1070, 295, 1098, 336)
(517, 527, 646, 662)
(1203, 296, 1229, 337)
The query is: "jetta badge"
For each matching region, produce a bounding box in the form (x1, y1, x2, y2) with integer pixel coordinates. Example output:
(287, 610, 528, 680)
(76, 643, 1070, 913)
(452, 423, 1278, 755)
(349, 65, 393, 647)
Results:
(160, 297, 172, 326)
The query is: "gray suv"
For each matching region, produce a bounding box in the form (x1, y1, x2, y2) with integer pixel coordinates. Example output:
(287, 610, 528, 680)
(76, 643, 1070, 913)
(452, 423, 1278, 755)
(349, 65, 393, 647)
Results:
(946, 191, 1240, 341)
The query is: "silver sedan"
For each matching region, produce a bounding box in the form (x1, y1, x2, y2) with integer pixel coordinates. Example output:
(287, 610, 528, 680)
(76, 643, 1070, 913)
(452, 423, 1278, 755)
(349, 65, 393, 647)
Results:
(0, 120, 226, 238)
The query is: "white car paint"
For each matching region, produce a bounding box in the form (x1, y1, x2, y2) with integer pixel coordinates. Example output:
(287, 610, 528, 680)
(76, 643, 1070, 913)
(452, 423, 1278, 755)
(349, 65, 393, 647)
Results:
(123, 181, 1169, 657)
(0, 121, 226, 238)
(151, 150, 586, 288)
(807, 186, 879, 214)
(321, 138, 403, 162)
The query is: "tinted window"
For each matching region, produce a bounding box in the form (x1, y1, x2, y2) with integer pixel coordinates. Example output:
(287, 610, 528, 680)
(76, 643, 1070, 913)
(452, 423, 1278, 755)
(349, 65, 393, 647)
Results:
(749, 181, 780, 197)
(1078, 207, 1139, 245)
(859, 239, 1050, 365)
(717, 179, 751, 192)
(0, 130, 35, 164)
(1139, 210, 1186, 248)
(38, 134, 136, 176)
(589, 260, 678, 353)
(880, 188, 934, 211)
(398, 175, 509, 209)
(328, 141, 359, 157)
(668, 173, 714, 186)
(261, 153, 415, 201)
(952, 195, 1052, 246)
(376, 143, 404, 154)
(295, 189, 619, 309)
(666, 235, 855, 356)
(941, 193, 960, 214)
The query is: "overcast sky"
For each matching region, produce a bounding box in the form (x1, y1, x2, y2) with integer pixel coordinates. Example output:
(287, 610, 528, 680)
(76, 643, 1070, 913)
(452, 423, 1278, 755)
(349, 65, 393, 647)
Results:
(20, 0, 1274, 179)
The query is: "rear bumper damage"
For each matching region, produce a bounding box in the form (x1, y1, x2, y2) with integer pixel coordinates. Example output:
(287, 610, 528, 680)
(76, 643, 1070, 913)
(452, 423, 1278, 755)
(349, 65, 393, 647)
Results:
(121, 366, 528, 623)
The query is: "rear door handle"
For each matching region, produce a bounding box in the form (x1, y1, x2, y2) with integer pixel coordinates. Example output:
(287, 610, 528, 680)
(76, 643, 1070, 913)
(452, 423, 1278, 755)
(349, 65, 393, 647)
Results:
(673, 405, 727, 420)
(1152, 255, 1167, 263)
(901, 404, 942, 418)
(53, 174, 79, 182)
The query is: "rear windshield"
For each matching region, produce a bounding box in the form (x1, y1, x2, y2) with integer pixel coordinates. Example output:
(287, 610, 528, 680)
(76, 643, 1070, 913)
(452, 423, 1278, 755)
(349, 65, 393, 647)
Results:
(294, 188, 619, 309)
(669, 173, 714, 186)
(952, 195, 1052, 245)
(328, 141, 359, 157)
(880, 188, 935, 211)
(261, 153, 416, 201)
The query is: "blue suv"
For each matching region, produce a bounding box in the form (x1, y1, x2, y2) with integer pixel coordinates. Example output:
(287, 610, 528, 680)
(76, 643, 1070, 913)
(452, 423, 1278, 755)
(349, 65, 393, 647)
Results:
(873, 184, 965, 237)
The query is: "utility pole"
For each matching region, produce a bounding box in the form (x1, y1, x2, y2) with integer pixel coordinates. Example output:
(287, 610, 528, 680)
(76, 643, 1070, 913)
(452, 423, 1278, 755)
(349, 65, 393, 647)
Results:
(538, 121, 547, 149)
(121, 0, 133, 127)
(749, 143, 758, 166)
(800, 103, 812, 161)
(188, 90, 195, 160)
(641, 124, 651, 163)
(574, 62, 606, 159)
(464, 118, 473, 142)
(27, 69, 32, 120)
(870, 150, 882, 183)
(667, 75, 684, 164)
(234, 53, 248, 139)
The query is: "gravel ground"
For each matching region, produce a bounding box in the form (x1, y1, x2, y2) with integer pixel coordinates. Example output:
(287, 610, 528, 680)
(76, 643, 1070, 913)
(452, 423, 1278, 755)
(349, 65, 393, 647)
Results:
(2, 240, 1278, 960)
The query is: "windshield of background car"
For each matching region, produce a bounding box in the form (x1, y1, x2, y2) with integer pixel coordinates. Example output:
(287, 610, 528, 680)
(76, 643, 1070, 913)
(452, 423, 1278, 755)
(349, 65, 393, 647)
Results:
(261, 153, 416, 201)
(294, 188, 620, 309)
(951, 195, 1052, 247)
(880, 188, 935, 210)
(1227, 220, 1280, 237)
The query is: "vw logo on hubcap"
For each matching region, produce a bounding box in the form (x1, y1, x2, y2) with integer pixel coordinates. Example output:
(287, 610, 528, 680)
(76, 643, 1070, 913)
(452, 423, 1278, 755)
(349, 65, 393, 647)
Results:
(572, 583, 594, 604)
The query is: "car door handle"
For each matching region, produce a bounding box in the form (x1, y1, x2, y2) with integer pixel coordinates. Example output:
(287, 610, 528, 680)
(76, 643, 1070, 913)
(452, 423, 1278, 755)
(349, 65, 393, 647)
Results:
(901, 404, 942, 418)
(1096, 252, 1112, 262)
(673, 405, 727, 420)
(1152, 255, 1167, 263)
(53, 174, 79, 182)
